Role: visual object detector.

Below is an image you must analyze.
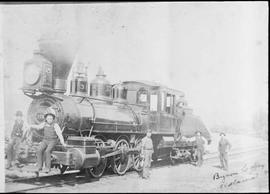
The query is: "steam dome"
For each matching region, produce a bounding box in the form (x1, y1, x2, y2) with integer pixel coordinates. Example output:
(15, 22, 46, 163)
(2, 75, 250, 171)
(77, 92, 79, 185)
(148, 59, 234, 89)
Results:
(90, 67, 112, 99)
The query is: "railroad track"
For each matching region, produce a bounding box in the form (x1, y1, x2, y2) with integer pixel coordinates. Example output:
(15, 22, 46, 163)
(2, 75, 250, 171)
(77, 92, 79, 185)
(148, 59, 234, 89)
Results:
(6, 145, 267, 193)
(204, 145, 268, 161)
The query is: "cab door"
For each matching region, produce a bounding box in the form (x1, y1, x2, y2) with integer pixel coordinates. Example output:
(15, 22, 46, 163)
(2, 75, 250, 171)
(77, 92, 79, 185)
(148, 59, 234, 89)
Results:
(159, 92, 176, 133)
(149, 91, 159, 132)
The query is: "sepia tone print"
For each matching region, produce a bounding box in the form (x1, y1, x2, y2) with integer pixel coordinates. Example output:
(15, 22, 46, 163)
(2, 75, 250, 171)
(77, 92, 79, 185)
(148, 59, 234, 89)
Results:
(0, 2, 268, 193)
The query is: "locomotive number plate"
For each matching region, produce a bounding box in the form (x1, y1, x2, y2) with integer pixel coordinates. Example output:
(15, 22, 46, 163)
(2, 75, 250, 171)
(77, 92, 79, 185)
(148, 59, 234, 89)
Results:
(36, 112, 45, 122)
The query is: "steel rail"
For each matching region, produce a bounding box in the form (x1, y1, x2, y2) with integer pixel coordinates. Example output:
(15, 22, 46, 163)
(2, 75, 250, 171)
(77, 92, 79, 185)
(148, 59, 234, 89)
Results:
(6, 145, 267, 193)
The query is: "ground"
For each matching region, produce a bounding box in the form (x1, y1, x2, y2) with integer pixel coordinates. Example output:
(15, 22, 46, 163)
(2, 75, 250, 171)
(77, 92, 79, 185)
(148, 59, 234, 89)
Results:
(5, 132, 269, 192)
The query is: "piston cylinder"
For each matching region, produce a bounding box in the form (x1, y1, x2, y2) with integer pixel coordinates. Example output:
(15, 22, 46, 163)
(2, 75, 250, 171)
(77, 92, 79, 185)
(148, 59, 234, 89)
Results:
(52, 136, 100, 170)
(68, 148, 100, 170)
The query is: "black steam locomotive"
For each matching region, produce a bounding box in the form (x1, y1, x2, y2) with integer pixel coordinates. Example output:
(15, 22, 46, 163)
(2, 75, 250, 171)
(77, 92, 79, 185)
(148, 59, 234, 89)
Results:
(22, 38, 211, 178)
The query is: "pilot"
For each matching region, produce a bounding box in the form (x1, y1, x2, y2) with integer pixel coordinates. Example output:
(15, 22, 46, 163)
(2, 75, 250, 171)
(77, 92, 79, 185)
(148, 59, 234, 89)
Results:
(29, 108, 66, 173)
(195, 131, 205, 167)
(218, 132, 232, 171)
(174, 131, 192, 144)
(6, 110, 30, 169)
(141, 129, 154, 179)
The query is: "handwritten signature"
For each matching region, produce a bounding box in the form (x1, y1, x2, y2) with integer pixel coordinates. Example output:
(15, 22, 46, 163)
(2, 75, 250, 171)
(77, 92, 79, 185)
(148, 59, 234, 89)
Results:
(213, 162, 266, 188)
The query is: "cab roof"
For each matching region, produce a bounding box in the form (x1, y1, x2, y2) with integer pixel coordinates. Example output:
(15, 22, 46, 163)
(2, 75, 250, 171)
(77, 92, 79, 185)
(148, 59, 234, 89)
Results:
(122, 80, 185, 97)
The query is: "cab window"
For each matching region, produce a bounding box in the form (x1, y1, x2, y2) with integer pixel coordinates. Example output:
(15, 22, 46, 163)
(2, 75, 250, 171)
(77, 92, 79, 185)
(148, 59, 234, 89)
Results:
(161, 92, 165, 111)
(137, 88, 148, 104)
(165, 93, 175, 114)
(150, 94, 158, 111)
(166, 94, 171, 113)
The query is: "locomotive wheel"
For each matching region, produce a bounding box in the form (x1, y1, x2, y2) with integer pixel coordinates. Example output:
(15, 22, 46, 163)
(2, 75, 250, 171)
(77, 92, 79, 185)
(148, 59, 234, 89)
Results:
(59, 164, 68, 174)
(86, 157, 107, 178)
(86, 138, 108, 178)
(132, 137, 143, 172)
(112, 139, 131, 175)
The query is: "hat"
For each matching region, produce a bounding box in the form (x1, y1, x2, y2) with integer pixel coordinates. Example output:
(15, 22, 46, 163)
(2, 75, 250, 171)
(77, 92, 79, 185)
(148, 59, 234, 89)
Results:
(146, 129, 152, 133)
(15, 110, 23, 116)
(44, 113, 55, 119)
(220, 132, 226, 136)
(44, 107, 56, 119)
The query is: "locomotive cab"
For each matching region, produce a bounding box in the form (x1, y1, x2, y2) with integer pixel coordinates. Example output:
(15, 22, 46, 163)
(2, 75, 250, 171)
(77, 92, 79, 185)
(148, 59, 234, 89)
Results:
(121, 81, 185, 133)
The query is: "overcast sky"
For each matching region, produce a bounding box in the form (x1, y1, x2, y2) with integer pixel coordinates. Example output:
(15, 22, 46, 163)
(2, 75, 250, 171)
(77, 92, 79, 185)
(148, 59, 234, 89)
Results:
(0, 2, 268, 132)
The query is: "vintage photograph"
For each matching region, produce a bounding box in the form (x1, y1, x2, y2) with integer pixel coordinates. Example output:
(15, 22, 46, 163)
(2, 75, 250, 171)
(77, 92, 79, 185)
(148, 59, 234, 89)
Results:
(0, 2, 268, 193)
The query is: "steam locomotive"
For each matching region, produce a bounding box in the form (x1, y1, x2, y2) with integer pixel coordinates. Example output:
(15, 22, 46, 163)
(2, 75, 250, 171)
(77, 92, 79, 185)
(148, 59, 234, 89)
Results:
(22, 38, 211, 178)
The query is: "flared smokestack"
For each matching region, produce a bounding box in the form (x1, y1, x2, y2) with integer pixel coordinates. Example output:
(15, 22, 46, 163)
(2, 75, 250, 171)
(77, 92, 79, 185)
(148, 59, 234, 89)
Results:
(38, 36, 77, 93)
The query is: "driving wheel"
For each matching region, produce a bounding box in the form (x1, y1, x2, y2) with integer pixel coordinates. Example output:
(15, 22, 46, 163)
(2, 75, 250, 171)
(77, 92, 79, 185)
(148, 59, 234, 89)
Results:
(132, 137, 143, 172)
(111, 138, 131, 175)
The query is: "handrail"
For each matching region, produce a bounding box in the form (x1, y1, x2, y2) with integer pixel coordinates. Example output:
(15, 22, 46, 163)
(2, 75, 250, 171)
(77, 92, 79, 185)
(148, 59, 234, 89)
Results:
(90, 121, 138, 126)
(84, 97, 96, 137)
(70, 94, 113, 103)
(123, 103, 141, 127)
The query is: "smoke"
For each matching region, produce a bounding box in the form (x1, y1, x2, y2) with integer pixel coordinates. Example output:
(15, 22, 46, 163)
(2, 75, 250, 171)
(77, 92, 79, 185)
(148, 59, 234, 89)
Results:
(1, 3, 268, 137)
(2, 4, 81, 135)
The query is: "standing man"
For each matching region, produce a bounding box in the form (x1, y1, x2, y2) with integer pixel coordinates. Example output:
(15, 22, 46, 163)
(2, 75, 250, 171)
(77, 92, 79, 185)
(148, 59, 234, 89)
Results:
(218, 132, 232, 171)
(29, 108, 66, 173)
(6, 110, 29, 169)
(195, 131, 205, 167)
(141, 129, 154, 179)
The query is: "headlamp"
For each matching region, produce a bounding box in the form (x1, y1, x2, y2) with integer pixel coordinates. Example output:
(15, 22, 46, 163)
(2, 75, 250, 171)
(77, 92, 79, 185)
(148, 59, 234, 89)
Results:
(24, 64, 41, 85)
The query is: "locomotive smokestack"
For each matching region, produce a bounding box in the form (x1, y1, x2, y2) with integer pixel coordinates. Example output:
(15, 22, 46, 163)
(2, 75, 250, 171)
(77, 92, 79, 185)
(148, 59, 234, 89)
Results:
(38, 35, 77, 93)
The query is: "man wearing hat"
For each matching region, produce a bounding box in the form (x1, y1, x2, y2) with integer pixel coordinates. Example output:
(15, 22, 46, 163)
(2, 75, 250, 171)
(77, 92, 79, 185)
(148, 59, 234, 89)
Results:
(195, 131, 205, 167)
(29, 108, 66, 173)
(6, 110, 30, 169)
(218, 132, 232, 171)
(141, 129, 154, 179)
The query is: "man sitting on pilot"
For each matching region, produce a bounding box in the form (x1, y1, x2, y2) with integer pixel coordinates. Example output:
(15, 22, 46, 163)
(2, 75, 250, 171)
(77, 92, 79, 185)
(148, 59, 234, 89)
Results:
(29, 108, 66, 173)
